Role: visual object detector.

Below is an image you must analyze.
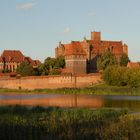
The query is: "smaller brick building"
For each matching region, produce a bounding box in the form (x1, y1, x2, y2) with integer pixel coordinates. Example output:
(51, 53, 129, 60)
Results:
(0, 50, 41, 72)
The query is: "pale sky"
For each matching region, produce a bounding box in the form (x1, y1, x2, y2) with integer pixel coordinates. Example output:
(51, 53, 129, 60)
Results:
(0, 0, 140, 62)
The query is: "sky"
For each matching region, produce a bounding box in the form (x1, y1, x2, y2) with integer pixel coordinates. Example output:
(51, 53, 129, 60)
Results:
(0, 0, 140, 62)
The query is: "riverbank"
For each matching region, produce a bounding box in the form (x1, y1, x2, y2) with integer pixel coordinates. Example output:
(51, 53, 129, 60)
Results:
(0, 105, 139, 140)
(0, 84, 140, 96)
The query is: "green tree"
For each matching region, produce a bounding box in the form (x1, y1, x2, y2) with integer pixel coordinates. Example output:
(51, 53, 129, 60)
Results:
(38, 56, 65, 75)
(125, 68, 140, 88)
(55, 56, 65, 68)
(38, 63, 49, 75)
(44, 57, 56, 70)
(103, 66, 127, 86)
(120, 53, 130, 66)
(16, 62, 34, 76)
(97, 51, 118, 71)
(49, 68, 61, 75)
(32, 68, 41, 76)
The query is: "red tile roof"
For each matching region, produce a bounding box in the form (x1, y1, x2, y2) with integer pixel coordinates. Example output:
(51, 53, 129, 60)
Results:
(0, 50, 25, 63)
(0, 50, 40, 67)
(127, 62, 140, 68)
(64, 41, 86, 56)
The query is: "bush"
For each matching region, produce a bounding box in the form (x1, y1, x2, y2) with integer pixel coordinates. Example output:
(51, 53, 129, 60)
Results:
(103, 66, 127, 86)
(103, 66, 140, 88)
(125, 68, 140, 88)
(49, 68, 61, 75)
(97, 50, 118, 71)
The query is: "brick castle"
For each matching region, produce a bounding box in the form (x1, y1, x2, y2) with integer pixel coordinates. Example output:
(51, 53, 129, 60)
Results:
(55, 31, 128, 74)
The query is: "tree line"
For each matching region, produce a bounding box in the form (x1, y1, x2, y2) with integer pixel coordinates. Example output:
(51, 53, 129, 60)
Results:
(16, 56, 65, 76)
(97, 50, 140, 88)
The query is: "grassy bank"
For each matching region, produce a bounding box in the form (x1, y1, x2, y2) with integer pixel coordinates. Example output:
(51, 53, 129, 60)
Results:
(0, 84, 140, 95)
(0, 105, 139, 140)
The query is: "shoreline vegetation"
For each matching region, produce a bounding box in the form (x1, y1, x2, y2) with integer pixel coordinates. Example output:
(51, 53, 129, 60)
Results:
(0, 84, 140, 96)
(0, 105, 139, 140)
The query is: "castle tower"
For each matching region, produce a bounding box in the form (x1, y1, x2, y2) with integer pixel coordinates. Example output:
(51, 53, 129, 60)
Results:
(91, 31, 101, 41)
(123, 44, 128, 55)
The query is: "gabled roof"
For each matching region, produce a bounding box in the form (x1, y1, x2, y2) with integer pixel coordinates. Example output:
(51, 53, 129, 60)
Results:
(0, 50, 41, 67)
(0, 50, 25, 63)
(64, 41, 86, 56)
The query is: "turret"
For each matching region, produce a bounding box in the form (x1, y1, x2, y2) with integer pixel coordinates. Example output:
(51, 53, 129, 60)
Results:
(91, 31, 101, 41)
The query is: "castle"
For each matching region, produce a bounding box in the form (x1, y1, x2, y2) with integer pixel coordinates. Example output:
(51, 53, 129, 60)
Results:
(0, 50, 41, 72)
(55, 31, 128, 74)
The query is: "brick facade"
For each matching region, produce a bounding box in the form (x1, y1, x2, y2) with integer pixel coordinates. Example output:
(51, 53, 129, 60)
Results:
(0, 74, 101, 90)
(55, 31, 128, 73)
(0, 50, 41, 72)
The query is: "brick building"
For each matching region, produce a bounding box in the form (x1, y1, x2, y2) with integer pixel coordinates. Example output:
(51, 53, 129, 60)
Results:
(0, 50, 41, 72)
(55, 31, 128, 74)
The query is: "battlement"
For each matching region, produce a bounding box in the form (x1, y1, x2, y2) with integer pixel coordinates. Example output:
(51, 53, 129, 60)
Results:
(91, 31, 101, 41)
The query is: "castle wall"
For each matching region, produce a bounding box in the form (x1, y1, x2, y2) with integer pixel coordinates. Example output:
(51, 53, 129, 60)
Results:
(0, 74, 101, 90)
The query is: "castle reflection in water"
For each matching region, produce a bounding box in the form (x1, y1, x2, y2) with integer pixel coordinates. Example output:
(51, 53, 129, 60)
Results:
(0, 94, 104, 108)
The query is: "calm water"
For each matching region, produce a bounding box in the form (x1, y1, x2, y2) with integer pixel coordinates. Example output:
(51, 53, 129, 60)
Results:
(0, 93, 140, 111)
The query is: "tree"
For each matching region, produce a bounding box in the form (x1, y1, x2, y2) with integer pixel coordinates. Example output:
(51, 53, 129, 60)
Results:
(32, 68, 41, 76)
(120, 53, 130, 66)
(38, 63, 49, 75)
(103, 66, 127, 86)
(103, 66, 140, 88)
(97, 51, 118, 71)
(38, 56, 65, 75)
(16, 62, 34, 76)
(55, 56, 65, 68)
(44, 57, 56, 70)
(49, 68, 61, 75)
(125, 68, 140, 88)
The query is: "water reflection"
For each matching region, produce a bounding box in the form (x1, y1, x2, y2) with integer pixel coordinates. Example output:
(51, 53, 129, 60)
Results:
(0, 94, 140, 111)
(0, 94, 104, 108)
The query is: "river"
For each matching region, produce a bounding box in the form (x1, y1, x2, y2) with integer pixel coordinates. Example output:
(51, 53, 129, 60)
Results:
(0, 94, 140, 111)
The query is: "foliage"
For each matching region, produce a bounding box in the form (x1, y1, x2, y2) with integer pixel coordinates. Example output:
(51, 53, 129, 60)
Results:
(49, 68, 61, 75)
(125, 68, 140, 88)
(39, 56, 65, 75)
(1, 106, 139, 140)
(120, 53, 130, 66)
(55, 56, 65, 68)
(38, 63, 49, 75)
(44, 57, 56, 70)
(103, 66, 127, 86)
(103, 66, 140, 88)
(16, 62, 34, 76)
(32, 68, 41, 76)
(97, 50, 118, 70)
(2, 69, 11, 73)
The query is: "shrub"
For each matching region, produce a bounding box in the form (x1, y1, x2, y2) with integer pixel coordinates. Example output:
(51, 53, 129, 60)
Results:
(103, 66, 127, 86)
(103, 66, 140, 88)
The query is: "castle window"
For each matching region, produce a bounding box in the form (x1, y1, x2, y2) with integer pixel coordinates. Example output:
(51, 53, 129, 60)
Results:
(13, 65, 15, 71)
(10, 65, 12, 71)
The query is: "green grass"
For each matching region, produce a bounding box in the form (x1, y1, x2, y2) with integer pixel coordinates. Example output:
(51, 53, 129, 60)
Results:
(0, 84, 140, 95)
(0, 105, 140, 140)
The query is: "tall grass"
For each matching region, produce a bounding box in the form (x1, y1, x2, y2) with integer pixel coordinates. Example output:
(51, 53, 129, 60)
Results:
(0, 105, 139, 140)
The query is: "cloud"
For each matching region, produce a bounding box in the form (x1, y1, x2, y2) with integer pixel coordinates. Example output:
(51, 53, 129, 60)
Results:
(16, 2, 37, 10)
(88, 12, 96, 17)
(63, 27, 71, 33)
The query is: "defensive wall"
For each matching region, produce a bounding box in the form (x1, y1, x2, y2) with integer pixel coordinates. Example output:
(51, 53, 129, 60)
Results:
(0, 73, 101, 90)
